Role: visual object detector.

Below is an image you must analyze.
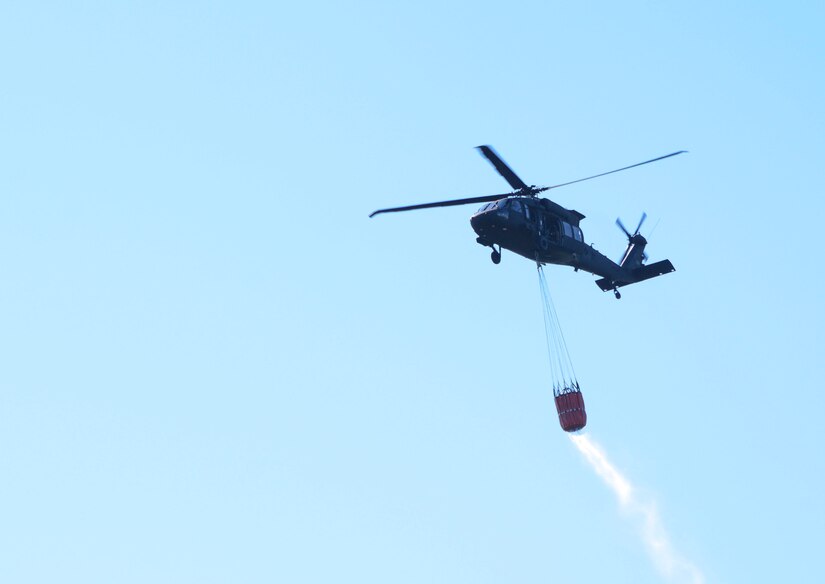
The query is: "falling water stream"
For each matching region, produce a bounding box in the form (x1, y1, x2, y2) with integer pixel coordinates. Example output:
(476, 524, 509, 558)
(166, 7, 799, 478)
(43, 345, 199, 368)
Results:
(568, 433, 706, 584)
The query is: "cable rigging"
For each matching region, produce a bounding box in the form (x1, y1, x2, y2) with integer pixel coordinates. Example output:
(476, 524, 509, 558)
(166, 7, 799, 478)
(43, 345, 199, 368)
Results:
(537, 263, 587, 432)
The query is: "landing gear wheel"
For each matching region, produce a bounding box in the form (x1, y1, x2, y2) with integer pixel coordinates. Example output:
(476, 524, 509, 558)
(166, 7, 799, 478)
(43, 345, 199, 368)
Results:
(613, 288, 621, 300)
(491, 248, 501, 264)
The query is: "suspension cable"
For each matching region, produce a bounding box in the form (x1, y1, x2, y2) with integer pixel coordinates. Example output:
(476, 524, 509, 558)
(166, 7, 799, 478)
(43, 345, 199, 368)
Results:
(536, 263, 579, 394)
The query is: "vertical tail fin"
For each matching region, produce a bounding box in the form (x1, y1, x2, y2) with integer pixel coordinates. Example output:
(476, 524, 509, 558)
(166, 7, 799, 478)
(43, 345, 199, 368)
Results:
(619, 234, 648, 270)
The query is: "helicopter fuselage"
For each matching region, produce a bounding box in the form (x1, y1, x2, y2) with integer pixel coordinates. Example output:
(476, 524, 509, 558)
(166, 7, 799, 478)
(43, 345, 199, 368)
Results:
(470, 195, 653, 289)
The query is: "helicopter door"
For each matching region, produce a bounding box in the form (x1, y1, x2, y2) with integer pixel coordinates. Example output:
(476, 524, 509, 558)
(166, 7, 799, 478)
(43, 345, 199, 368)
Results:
(538, 214, 560, 242)
(545, 217, 561, 242)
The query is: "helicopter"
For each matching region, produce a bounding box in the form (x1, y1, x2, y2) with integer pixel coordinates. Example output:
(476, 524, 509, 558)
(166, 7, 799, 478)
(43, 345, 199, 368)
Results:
(370, 146, 685, 299)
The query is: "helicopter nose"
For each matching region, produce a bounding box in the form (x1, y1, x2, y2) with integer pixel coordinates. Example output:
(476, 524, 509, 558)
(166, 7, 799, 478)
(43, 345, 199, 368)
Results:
(471, 210, 495, 236)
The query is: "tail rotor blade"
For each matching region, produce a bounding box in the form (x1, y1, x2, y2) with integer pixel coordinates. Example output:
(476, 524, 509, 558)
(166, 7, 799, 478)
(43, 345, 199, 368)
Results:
(634, 212, 647, 236)
(616, 217, 632, 239)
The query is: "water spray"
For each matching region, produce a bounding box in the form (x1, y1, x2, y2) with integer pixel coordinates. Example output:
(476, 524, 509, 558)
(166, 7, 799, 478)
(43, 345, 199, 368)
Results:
(569, 433, 705, 584)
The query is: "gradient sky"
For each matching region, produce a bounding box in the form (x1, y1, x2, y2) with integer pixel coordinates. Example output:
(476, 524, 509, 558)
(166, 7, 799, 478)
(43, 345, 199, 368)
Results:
(1, 2, 823, 583)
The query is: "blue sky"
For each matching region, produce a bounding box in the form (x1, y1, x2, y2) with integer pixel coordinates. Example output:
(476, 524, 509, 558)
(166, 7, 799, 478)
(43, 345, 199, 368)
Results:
(1, 2, 823, 582)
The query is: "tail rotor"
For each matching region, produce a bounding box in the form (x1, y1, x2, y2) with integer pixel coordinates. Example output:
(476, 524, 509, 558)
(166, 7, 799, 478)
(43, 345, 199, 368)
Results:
(597, 212, 676, 295)
(616, 212, 649, 265)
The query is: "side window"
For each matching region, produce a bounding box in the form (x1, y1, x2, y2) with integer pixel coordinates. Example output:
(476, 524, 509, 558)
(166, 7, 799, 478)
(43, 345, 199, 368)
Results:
(573, 227, 583, 242)
(562, 222, 573, 238)
(524, 205, 531, 220)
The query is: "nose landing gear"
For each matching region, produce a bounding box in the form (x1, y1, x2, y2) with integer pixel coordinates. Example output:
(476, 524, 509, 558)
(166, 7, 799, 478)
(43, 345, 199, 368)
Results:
(491, 245, 501, 265)
(613, 287, 621, 299)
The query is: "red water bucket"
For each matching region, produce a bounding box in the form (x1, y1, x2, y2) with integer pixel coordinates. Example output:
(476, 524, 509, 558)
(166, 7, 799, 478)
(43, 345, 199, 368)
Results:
(554, 389, 587, 432)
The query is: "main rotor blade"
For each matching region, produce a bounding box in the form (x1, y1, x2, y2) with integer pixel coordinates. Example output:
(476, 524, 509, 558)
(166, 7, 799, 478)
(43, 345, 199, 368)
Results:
(476, 145, 529, 191)
(548, 150, 687, 190)
(369, 193, 510, 218)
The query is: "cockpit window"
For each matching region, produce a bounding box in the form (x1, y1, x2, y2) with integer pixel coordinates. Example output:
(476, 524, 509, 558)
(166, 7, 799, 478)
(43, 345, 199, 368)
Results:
(478, 200, 510, 213)
(511, 200, 522, 213)
(562, 222, 573, 238)
(573, 226, 583, 242)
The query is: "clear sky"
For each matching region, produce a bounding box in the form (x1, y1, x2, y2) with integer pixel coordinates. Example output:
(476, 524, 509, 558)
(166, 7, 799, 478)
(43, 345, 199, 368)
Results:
(1, 2, 823, 583)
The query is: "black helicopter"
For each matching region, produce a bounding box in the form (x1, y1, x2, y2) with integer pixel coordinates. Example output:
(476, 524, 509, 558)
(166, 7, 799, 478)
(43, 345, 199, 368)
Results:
(370, 146, 685, 299)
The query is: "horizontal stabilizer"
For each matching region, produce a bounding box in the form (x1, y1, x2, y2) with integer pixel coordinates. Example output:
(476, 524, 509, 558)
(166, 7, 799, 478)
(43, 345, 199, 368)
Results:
(595, 278, 615, 292)
(595, 259, 675, 291)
